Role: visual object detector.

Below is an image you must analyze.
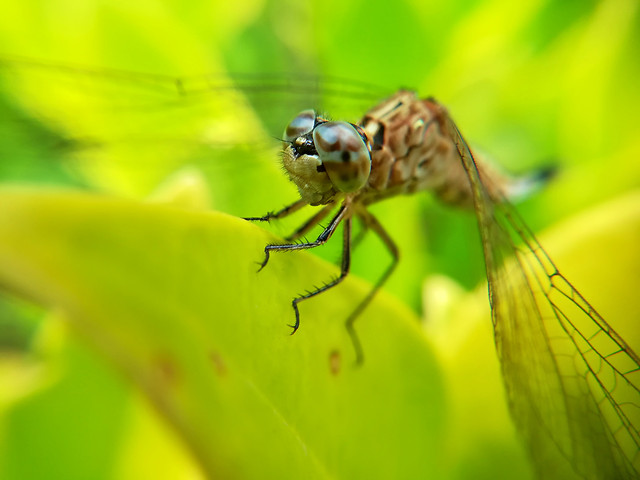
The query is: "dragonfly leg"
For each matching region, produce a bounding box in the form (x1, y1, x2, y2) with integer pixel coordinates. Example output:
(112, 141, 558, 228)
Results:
(347, 209, 399, 364)
(289, 215, 352, 334)
(242, 198, 307, 222)
(258, 205, 347, 272)
(350, 215, 369, 252)
(285, 203, 335, 241)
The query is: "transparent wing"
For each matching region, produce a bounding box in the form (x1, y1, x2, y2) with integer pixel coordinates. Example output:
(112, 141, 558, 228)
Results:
(444, 114, 640, 479)
(0, 55, 387, 141)
(0, 56, 389, 213)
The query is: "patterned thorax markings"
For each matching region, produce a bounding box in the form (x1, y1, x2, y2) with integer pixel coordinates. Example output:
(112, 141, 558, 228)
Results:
(358, 90, 505, 207)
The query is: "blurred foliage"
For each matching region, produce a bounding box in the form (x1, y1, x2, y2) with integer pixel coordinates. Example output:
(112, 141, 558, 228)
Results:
(0, 0, 638, 479)
(0, 189, 445, 479)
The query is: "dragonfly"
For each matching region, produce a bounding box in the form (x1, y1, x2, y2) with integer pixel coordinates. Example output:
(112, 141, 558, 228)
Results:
(246, 90, 640, 479)
(0, 57, 638, 480)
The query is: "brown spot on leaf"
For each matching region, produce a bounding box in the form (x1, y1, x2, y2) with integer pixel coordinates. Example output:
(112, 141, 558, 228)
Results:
(209, 351, 227, 376)
(155, 354, 179, 385)
(329, 349, 341, 375)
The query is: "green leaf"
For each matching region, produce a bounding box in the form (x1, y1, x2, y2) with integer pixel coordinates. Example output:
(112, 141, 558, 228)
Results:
(0, 318, 130, 480)
(0, 187, 446, 479)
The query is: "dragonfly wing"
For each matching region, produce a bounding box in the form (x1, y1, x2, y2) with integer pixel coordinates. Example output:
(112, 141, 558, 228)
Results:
(0, 56, 386, 141)
(443, 114, 640, 479)
(0, 56, 388, 207)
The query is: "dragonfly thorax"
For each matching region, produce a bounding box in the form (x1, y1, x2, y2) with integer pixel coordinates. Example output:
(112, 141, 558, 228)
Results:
(282, 112, 372, 206)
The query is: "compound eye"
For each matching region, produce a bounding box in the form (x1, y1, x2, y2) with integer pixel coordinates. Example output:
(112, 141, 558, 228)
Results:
(312, 121, 371, 193)
(283, 109, 316, 142)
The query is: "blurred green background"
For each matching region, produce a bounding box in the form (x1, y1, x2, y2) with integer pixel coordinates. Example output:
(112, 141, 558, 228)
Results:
(0, 0, 638, 478)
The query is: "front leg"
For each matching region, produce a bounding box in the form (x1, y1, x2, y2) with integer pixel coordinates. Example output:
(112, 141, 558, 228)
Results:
(258, 205, 348, 271)
(243, 198, 306, 222)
